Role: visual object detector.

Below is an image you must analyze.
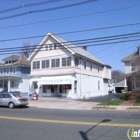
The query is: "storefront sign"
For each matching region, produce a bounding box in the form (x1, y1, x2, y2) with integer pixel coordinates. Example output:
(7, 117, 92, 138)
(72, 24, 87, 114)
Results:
(38, 78, 71, 85)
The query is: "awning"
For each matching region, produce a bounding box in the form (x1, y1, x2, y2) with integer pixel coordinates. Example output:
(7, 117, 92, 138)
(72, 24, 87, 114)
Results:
(38, 76, 72, 85)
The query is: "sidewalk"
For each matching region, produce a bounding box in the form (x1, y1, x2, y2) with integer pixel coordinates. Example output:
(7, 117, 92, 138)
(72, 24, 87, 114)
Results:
(28, 97, 140, 111)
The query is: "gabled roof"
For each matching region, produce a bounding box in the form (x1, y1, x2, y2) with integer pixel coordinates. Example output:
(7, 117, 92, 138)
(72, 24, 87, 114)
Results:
(28, 32, 105, 65)
(13, 55, 30, 66)
(121, 51, 138, 62)
(52, 33, 104, 65)
(2, 55, 20, 61)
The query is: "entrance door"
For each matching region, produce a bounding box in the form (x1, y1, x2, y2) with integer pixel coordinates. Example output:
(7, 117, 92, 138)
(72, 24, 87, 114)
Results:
(51, 85, 61, 97)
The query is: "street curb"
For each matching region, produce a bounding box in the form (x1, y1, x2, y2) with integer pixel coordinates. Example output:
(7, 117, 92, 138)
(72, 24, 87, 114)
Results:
(92, 107, 140, 112)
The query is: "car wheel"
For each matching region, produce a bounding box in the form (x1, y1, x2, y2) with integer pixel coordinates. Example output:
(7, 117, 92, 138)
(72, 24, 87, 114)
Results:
(9, 102, 15, 109)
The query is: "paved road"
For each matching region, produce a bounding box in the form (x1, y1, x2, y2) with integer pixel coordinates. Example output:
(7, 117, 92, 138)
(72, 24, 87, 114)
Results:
(0, 107, 140, 140)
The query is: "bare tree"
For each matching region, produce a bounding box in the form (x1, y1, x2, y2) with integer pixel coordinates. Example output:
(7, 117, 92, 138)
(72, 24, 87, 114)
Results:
(20, 42, 36, 58)
(111, 70, 125, 83)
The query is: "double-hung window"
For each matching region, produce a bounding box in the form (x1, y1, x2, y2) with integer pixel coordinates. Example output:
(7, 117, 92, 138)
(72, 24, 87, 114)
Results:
(42, 60, 49, 69)
(13, 67, 16, 73)
(75, 57, 79, 66)
(62, 57, 71, 67)
(98, 81, 100, 90)
(33, 61, 40, 69)
(90, 62, 93, 71)
(0, 68, 3, 75)
(6, 68, 9, 74)
(51, 59, 60, 68)
(84, 60, 86, 69)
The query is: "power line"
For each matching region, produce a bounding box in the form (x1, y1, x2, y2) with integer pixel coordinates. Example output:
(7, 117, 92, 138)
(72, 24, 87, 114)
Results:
(0, 7, 140, 30)
(0, 29, 140, 42)
(99, 42, 140, 59)
(0, 31, 139, 50)
(93, 29, 140, 55)
(102, 46, 139, 61)
(0, 0, 95, 20)
(0, 36, 139, 55)
(0, 0, 62, 14)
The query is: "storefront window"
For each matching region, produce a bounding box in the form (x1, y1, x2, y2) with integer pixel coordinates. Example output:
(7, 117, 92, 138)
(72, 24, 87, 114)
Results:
(51, 85, 58, 93)
(43, 85, 50, 93)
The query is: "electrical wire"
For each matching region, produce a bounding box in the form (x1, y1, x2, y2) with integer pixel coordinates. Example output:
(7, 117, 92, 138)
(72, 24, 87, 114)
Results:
(0, 8, 140, 29)
(0, 36, 139, 56)
(0, 0, 62, 14)
(99, 42, 140, 59)
(0, 31, 139, 53)
(0, 30, 140, 42)
(0, 0, 95, 20)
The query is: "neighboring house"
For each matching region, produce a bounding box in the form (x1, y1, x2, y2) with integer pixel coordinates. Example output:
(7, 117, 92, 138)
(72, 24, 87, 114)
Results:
(28, 33, 111, 99)
(121, 45, 140, 91)
(0, 55, 30, 94)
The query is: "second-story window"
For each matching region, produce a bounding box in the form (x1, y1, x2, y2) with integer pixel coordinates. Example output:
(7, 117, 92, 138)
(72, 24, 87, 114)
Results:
(33, 61, 40, 69)
(75, 57, 79, 67)
(13, 67, 16, 73)
(51, 59, 60, 68)
(131, 62, 135, 71)
(42, 60, 50, 69)
(0, 68, 3, 75)
(84, 60, 86, 69)
(6, 68, 9, 74)
(62, 57, 71, 67)
(90, 62, 93, 71)
(98, 65, 100, 73)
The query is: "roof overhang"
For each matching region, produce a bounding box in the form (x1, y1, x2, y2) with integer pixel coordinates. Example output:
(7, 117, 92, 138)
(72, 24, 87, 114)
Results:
(0, 75, 22, 79)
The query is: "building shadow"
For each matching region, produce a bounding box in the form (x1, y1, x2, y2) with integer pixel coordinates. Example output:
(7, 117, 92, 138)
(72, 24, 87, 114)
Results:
(79, 119, 111, 140)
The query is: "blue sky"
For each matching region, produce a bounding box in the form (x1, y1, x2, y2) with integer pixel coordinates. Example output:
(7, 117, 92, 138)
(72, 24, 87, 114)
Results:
(0, 0, 140, 72)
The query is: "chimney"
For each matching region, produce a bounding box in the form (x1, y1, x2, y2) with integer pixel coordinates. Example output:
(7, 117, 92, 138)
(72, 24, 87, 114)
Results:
(83, 46, 87, 51)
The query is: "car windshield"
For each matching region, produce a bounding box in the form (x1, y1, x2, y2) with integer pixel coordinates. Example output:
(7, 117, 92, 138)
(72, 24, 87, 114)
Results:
(12, 93, 22, 98)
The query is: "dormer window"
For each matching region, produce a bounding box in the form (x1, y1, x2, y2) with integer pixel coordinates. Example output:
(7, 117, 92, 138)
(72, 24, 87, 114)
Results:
(45, 43, 58, 51)
(5, 60, 14, 64)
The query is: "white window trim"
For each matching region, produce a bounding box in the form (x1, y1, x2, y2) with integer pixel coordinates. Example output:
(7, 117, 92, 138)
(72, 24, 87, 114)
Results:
(42, 60, 50, 69)
(62, 57, 71, 67)
(13, 67, 16, 74)
(51, 58, 60, 68)
(32, 61, 40, 70)
(6, 67, 9, 75)
(130, 61, 135, 71)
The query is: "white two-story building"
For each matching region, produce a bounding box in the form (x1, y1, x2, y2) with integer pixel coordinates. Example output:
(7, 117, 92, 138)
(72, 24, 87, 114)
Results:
(121, 45, 140, 91)
(28, 33, 111, 99)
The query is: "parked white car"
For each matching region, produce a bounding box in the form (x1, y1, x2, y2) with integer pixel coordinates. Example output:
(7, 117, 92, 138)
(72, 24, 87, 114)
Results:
(0, 93, 28, 108)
